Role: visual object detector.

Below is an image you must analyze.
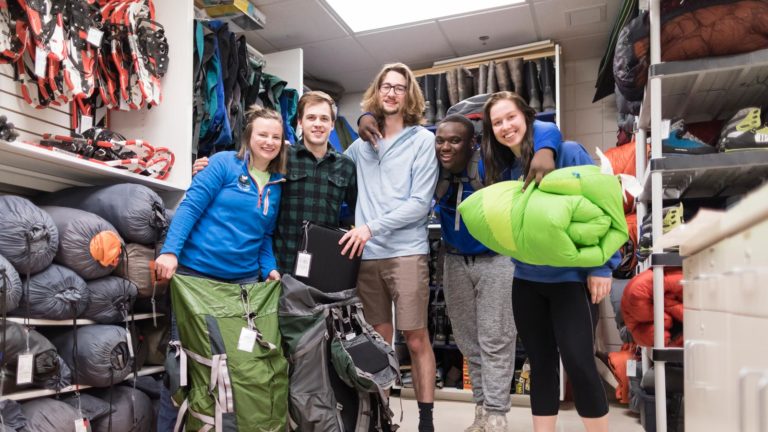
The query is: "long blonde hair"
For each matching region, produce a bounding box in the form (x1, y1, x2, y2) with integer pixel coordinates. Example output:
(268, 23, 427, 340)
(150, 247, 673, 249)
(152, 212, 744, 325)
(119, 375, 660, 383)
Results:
(360, 63, 425, 127)
(238, 105, 288, 174)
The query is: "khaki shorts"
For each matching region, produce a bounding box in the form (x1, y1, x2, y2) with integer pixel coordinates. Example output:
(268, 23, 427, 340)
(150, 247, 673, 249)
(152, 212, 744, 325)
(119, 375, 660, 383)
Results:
(356, 254, 430, 331)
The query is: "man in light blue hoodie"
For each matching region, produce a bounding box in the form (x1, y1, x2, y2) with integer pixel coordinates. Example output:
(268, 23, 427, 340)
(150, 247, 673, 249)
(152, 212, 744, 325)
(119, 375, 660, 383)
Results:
(340, 63, 440, 432)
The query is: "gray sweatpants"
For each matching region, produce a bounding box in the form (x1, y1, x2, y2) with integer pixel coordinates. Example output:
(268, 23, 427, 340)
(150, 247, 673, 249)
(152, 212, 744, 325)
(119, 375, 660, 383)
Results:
(443, 253, 516, 414)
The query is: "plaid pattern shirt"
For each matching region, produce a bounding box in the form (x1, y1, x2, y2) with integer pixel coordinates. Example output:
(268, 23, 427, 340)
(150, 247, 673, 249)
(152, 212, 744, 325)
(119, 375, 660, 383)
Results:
(274, 142, 357, 274)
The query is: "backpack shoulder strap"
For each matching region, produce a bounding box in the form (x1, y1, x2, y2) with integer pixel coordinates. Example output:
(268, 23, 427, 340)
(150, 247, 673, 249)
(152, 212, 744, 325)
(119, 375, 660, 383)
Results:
(433, 166, 453, 202)
(466, 148, 485, 192)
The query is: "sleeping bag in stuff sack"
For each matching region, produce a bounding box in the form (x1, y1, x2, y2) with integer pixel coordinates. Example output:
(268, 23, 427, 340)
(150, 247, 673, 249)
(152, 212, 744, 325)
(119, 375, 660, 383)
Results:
(0, 320, 71, 392)
(21, 398, 80, 432)
(113, 243, 169, 298)
(82, 277, 138, 323)
(91, 386, 154, 432)
(40, 206, 124, 280)
(0, 399, 26, 431)
(170, 275, 288, 432)
(0, 253, 22, 313)
(13, 264, 89, 320)
(37, 183, 169, 245)
(621, 269, 684, 347)
(614, 0, 768, 102)
(458, 164, 628, 267)
(60, 393, 114, 423)
(52, 324, 134, 387)
(0, 196, 59, 275)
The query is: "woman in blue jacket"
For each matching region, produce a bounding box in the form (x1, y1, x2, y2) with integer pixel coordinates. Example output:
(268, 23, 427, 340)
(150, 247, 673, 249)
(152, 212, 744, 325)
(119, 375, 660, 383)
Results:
(155, 105, 287, 282)
(482, 91, 617, 432)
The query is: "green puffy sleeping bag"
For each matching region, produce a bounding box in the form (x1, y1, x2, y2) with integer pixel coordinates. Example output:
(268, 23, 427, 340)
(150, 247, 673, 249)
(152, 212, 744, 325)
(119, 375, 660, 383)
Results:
(458, 165, 628, 267)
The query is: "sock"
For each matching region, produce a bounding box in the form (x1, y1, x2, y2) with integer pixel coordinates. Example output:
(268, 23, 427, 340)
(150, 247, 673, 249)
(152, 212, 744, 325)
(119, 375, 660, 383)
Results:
(418, 402, 434, 432)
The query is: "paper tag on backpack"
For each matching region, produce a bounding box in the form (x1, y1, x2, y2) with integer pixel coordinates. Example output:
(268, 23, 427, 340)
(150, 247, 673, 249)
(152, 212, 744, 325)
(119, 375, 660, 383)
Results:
(87, 27, 103, 47)
(74, 418, 91, 432)
(126, 331, 135, 358)
(238, 328, 257, 353)
(626, 359, 637, 377)
(295, 252, 312, 278)
(16, 353, 34, 385)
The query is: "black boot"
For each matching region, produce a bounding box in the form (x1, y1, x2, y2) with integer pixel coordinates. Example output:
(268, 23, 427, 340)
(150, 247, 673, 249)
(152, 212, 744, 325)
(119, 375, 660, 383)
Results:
(539, 57, 556, 112)
(495, 60, 511, 92)
(436, 72, 449, 122)
(508, 57, 525, 100)
(424, 74, 437, 125)
(478, 63, 488, 96)
(524, 60, 542, 113)
(446, 68, 459, 107)
(458, 66, 473, 101)
(486, 60, 498, 94)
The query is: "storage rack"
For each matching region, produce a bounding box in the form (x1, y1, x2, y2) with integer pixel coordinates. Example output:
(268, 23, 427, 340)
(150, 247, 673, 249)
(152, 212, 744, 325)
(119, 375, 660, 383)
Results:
(634, 1, 768, 430)
(1, 312, 167, 401)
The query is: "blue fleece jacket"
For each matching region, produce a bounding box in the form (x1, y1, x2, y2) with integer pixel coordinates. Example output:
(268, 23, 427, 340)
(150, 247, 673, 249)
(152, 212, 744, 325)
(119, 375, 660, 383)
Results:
(160, 151, 283, 280)
(438, 120, 563, 255)
(345, 125, 439, 260)
(512, 141, 621, 283)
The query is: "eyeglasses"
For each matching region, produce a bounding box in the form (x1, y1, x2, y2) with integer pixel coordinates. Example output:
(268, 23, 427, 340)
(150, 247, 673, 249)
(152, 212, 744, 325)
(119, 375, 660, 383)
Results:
(379, 83, 407, 95)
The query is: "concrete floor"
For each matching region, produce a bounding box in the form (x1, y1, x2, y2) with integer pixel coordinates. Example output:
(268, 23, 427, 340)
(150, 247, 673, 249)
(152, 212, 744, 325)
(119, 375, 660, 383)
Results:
(391, 397, 644, 431)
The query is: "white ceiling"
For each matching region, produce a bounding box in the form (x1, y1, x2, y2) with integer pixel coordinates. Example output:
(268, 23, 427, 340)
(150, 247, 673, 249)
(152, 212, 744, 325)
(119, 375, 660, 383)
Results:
(242, 0, 620, 94)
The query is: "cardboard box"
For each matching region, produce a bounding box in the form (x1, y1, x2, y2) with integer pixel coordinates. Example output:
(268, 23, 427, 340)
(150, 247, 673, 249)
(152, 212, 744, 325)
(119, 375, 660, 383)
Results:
(201, 0, 266, 31)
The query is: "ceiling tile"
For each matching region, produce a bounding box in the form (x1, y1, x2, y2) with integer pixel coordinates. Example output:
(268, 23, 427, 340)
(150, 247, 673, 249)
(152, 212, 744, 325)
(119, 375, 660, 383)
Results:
(438, 5, 539, 57)
(356, 22, 457, 67)
(324, 67, 383, 93)
(242, 31, 277, 54)
(559, 33, 608, 62)
(256, 0, 349, 50)
(303, 37, 377, 77)
(534, 0, 618, 40)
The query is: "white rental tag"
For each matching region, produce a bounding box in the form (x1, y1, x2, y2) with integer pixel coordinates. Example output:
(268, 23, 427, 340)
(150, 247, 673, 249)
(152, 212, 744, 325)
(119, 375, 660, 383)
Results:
(626, 359, 637, 378)
(34, 48, 47, 78)
(595, 147, 614, 175)
(295, 252, 312, 278)
(345, 333, 355, 341)
(87, 27, 103, 47)
(74, 418, 88, 432)
(661, 119, 671, 140)
(80, 115, 93, 132)
(179, 350, 188, 387)
(126, 331, 135, 358)
(16, 353, 34, 385)
(238, 328, 257, 353)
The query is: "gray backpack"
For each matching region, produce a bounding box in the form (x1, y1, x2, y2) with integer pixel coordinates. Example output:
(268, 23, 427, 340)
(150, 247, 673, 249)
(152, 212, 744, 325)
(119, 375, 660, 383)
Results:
(279, 275, 400, 432)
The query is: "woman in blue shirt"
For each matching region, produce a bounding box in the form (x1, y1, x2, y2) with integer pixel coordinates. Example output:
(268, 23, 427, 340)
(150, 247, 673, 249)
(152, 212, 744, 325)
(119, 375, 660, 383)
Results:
(155, 105, 286, 282)
(482, 91, 616, 432)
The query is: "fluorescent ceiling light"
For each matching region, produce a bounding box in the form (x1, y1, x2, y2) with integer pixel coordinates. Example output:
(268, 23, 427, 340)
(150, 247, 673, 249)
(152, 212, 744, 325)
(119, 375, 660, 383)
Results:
(325, 0, 525, 33)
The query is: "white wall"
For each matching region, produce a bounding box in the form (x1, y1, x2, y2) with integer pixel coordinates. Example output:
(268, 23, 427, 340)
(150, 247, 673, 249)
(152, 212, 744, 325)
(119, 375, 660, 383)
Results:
(337, 91, 366, 126)
(561, 57, 619, 159)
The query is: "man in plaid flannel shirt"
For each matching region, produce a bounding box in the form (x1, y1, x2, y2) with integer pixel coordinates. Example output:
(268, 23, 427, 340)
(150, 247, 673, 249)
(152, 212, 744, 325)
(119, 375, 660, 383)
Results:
(192, 91, 356, 275)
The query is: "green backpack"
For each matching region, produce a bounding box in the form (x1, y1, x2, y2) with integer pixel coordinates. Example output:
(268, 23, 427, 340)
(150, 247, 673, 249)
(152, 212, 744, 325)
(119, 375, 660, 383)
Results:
(168, 274, 288, 432)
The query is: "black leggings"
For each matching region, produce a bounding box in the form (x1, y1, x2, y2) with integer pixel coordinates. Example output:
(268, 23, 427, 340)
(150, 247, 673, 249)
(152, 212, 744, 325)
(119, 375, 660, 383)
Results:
(512, 278, 608, 418)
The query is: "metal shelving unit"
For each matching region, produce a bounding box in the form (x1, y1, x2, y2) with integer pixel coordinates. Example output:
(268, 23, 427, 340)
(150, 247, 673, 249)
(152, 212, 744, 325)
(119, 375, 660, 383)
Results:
(635, 3, 768, 431)
(3, 366, 165, 401)
(638, 151, 768, 203)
